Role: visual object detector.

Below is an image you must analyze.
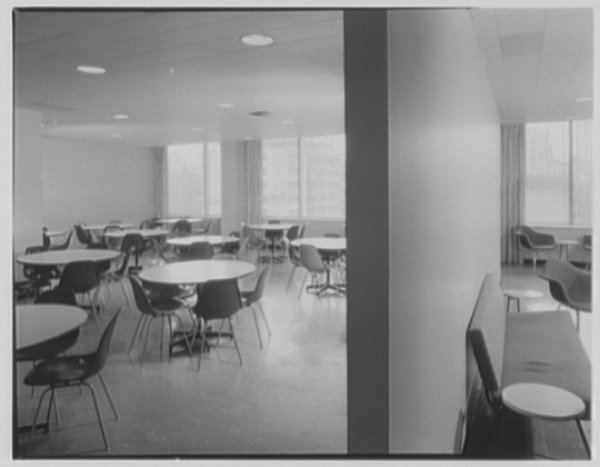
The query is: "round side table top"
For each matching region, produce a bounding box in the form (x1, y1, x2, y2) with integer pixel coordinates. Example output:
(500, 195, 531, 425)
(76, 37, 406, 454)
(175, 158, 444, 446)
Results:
(167, 235, 240, 247)
(502, 289, 544, 300)
(502, 383, 585, 421)
(16, 248, 121, 266)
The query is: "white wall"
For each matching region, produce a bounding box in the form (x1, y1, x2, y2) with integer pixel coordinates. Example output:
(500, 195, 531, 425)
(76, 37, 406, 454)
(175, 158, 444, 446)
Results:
(388, 10, 501, 453)
(14, 109, 43, 277)
(221, 140, 247, 236)
(41, 138, 156, 235)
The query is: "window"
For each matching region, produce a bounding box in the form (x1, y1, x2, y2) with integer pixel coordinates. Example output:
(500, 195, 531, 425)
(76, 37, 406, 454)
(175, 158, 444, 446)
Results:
(166, 143, 221, 216)
(524, 120, 592, 226)
(262, 135, 346, 219)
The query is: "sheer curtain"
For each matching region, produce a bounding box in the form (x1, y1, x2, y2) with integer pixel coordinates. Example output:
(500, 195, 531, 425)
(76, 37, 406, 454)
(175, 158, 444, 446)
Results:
(501, 124, 525, 264)
(246, 140, 263, 224)
(153, 146, 166, 219)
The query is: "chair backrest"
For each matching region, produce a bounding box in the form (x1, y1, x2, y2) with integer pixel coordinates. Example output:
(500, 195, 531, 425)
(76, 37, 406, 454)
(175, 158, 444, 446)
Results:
(25, 245, 47, 255)
(299, 224, 308, 238)
(172, 220, 192, 237)
(35, 288, 77, 305)
(299, 244, 326, 273)
(193, 280, 242, 321)
(128, 276, 159, 317)
(23, 245, 58, 280)
(103, 224, 122, 233)
(114, 247, 134, 278)
(52, 230, 74, 250)
(42, 228, 51, 249)
(286, 225, 300, 241)
(140, 217, 160, 229)
(516, 225, 556, 248)
(188, 241, 214, 260)
(196, 219, 212, 232)
(74, 224, 92, 244)
(58, 260, 99, 293)
(582, 234, 592, 251)
(121, 233, 144, 254)
(288, 243, 301, 265)
(248, 267, 269, 304)
(540, 259, 591, 310)
(84, 308, 122, 379)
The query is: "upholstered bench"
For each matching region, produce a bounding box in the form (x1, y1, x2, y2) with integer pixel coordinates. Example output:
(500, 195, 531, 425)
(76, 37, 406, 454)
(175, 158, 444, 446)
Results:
(467, 274, 591, 420)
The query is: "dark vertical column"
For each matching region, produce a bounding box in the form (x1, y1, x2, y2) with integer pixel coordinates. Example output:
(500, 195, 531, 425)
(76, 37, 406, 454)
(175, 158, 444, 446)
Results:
(344, 10, 389, 454)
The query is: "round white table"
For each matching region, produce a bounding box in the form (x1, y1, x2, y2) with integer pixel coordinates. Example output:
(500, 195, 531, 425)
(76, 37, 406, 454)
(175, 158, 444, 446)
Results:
(502, 288, 544, 313)
(16, 248, 121, 266)
(16, 304, 88, 351)
(102, 228, 169, 240)
(291, 237, 346, 294)
(81, 223, 136, 232)
(248, 223, 295, 263)
(167, 235, 240, 248)
(139, 259, 256, 286)
(156, 218, 205, 226)
(502, 383, 589, 458)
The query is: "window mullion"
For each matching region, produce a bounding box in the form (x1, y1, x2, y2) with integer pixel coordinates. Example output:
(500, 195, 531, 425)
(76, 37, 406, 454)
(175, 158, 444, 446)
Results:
(568, 121, 574, 225)
(298, 138, 303, 218)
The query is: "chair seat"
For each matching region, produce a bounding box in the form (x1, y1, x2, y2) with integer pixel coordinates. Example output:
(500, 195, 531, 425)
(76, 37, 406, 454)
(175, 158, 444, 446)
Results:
(150, 296, 188, 313)
(24, 355, 90, 386)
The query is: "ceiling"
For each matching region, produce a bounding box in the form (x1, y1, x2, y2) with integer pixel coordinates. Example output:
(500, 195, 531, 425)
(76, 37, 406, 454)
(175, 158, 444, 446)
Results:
(13, 8, 593, 147)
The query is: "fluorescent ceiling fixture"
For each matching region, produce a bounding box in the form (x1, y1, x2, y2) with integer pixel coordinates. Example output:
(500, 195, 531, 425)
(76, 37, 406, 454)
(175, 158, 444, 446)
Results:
(282, 120, 295, 125)
(113, 114, 130, 120)
(218, 103, 234, 108)
(76, 65, 106, 74)
(240, 34, 274, 46)
(576, 97, 592, 102)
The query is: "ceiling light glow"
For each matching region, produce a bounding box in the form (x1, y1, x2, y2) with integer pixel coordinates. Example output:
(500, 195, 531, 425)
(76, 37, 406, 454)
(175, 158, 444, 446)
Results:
(282, 120, 295, 125)
(576, 97, 592, 102)
(241, 34, 274, 47)
(77, 65, 106, 75)
(113, 114, 130, 120)
(218, 103, 234, 108)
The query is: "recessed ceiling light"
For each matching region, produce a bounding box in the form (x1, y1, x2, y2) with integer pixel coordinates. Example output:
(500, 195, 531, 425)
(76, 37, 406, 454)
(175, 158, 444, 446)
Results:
(282, 120, 295, 125)
(218, 103, 234, 109)
(77, 65, 106, 75)
(576, 97, 592, 102)
(113, 114, 130, 120)
(191, 127, 204, 132)
(241, 34, 274, 47)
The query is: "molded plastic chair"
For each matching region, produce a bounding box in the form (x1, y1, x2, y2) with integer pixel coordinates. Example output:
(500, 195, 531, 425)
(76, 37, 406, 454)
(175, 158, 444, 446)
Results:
(121, 233, 145, 271)
(240, 267, 271, 348)
(57, 260, 102, 329)
(128, 277, 192, 365)
(540, 259, 591, 331)
(48, 230, 74, 251)
(74, 224, 104, 249)
(516, 226, 557, 268)
(23, 309, 121, 454)
(298, 244, 328, 299)
(193, 219, 212, 235)
(172, 220, 192, 237)
(192, 280, 244, 369)
(286, 242, 303, 292)
(581, 234, 592, 269)
(22, 246, 60, 296)
(187, 241, 214, 260)
(100, 247, 134, 312)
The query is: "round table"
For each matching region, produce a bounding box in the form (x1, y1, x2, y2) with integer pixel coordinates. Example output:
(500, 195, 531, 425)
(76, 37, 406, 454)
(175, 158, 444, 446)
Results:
(502, 288, 544, 313)
(102, 228, 169, 240)
(16, 304, 88, 351)
(139, 259, 256, 286)
(502, 383, 589, 458)
(16, 248, 121, 266)
(291, 237, 347, 294)
(248, 223, 295, 263)
(81, 223, 136, 232)
(167, 235, 240, 248)
(156, 218, 205, 228)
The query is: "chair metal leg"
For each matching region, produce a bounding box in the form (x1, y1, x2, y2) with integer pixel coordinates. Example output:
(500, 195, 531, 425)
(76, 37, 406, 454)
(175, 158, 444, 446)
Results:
(250, 304, 263, 348)
(576, 419, 591, 458)
(286, 266, 297, 292)
(51, 390, 60, 425)
(196, 323, 207, 371)
(119, 281, 133, 312)
(159, 316, 165, 359)
(298, 270, 309, 300)
(97, 373, 119, 420)
(128, 314, 146, 356)
(257, 302, 272, 336)
(141, 318, 154, 366)
(229, 317, 243, 366)
(172, 314, 192, 356)
(26, 386, 52, 455)
(87, 291, 101, 330)
(82, 382, 109, 451)
(45, 388, 55, 427)
(575, 309, 580, 331)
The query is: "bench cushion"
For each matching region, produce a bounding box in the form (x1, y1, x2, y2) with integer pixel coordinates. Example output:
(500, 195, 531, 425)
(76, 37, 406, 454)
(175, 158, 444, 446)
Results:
(503, 311, 591, 419)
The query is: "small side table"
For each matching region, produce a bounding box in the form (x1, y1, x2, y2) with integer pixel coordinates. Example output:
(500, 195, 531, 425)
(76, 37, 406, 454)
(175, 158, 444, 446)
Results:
(559, 239, 579, 261)
(502, 383, 590, 458)
(502, 289, 544, 313)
